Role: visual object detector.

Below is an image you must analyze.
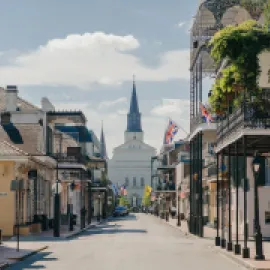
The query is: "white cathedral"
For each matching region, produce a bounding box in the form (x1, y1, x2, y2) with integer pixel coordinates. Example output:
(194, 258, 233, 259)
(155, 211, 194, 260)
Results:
(108, 79, 156, 207)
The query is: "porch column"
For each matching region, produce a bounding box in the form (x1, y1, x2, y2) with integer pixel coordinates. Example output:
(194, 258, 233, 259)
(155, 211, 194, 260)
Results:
(234, 140, 241, 255)
(221, 151, 226, 248)
(227, 145, 233, 251)
(215, 152, 220, 246)
(242, 136, 250, 258)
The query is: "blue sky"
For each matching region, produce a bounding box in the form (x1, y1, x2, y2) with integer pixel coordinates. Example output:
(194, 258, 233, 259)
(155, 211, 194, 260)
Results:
(0, 1, 211, 157)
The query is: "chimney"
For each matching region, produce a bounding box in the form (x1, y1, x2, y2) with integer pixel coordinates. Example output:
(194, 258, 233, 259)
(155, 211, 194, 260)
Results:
(5, 85, 18, 111)
(41, 97, 55, 112)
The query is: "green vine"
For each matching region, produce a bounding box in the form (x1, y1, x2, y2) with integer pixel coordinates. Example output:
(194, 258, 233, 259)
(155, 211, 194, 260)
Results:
(241, 0, 267, 20)
(208, 20, 270, 114)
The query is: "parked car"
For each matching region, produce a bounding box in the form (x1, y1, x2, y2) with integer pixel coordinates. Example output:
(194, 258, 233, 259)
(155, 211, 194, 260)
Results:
(113, 206, 129, 217)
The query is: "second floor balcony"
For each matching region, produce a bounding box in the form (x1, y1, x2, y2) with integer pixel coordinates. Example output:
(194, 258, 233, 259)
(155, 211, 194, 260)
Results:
(217, 100, 270, 144)
(52, 152, 85, 164)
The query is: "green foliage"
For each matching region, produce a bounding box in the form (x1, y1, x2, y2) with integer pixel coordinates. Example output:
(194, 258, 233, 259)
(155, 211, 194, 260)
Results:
(264, 0, 270, 28)
(241, 0, 267, 19)
(208, 20, 270, 113)
(142, 193, 151, 207)
(119, 196, 130, 207)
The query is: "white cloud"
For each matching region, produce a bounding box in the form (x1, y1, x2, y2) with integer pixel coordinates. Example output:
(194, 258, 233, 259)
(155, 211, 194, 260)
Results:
(151, 99, 189, 118)
(98, 97, 127, 110)
(0, 32, 189, 88)
(177, 21, 186, 28)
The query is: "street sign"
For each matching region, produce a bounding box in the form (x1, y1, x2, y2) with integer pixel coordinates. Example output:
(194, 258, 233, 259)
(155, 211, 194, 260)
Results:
(0, 192, 7, 196)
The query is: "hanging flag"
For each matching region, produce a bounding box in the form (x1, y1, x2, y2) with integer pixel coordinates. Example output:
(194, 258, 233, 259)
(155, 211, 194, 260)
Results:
(120, 185, 128, 196)
(111, 184, 118, 196)
(165, 119, 179, 144)
(200, 103, 213, 124)
(144, 185, 152, 195)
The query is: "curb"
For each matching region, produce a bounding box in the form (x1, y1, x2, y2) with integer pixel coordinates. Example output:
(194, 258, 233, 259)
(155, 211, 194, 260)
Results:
(8, 246, 49, 261)
(155, 215, 269, 270)
(65, 222, 101, 239)
(214, 247, 270, 270)
(0, 246, 49, 269)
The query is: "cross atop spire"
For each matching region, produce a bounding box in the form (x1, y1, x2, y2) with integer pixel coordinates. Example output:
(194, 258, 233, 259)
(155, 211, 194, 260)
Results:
(127, 76, 142, 132)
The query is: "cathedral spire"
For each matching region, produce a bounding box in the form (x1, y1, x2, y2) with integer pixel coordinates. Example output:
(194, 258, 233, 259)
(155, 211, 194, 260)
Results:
(100, 122, 108, 160)
(127, 76, 142, 132)
(129, 75, 139, 114)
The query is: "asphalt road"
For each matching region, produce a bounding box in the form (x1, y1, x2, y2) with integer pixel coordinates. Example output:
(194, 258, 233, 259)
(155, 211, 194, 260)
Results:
(9, 214, 245, 270)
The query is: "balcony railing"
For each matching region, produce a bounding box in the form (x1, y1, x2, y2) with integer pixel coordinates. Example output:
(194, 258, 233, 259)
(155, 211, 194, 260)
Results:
(217, 100, 270, 142)
(51, 153, 85, 163)
(190, 114, 218, 133)
(156, 181, 176, 191)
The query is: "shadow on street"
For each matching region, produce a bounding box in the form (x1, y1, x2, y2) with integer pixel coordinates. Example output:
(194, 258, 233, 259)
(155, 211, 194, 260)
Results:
(109, 214, 137, 222)
(8, 251, 58, 270)
(83, 228, 147, 236)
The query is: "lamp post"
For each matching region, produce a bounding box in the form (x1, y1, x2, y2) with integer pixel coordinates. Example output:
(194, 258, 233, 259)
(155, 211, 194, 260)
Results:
(97, 193, 101, 222)
(151, 156, 158, 189)
(53, 179, 62, 237)
(177, 186, 181, 227)
(252, 154, 265, 260)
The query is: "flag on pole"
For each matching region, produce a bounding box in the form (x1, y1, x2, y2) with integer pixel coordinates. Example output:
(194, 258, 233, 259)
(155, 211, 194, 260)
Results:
(165, 119, 179, 144)
(120, 185, 128, 196)
(144, 185, 152, 196)
(200, 103, 213, 124)
(111, 184, 118, 196)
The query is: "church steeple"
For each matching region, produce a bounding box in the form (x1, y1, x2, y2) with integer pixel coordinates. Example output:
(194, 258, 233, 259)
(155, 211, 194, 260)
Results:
(100, 122, 108, 160)
(127, 76, 142, 132)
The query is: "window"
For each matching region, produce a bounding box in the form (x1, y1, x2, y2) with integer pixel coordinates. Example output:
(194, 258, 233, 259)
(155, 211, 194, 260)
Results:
(140, 177, 144, 187)
(133, 177, 136, 187)
(125, 177, 129, 187)
(265, 211, 270, 224)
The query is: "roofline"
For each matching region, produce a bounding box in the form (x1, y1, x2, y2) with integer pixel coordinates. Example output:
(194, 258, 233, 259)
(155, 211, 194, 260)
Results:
(47, 111, 87, 123)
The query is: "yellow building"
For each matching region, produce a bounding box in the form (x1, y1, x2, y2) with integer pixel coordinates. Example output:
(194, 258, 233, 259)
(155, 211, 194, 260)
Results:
(0, 139, 56, 237)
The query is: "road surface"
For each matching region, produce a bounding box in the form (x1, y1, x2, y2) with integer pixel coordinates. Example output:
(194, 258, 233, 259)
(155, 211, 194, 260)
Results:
(9, 214, 245, 270)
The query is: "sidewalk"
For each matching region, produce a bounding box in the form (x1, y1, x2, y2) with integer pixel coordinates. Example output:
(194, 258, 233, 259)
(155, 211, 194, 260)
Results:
(0, 241, 48, 269)
(0, 221, 99, 269)
(156, 215, 270, 270)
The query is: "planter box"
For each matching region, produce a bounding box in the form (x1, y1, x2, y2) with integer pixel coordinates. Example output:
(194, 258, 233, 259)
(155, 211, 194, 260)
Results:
(30, 223, 41, 234)
(13, 225, 31, 236)
(19, 225, 30, 236)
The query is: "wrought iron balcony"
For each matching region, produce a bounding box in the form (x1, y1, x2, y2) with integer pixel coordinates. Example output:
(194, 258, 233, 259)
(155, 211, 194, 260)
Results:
(217, 100, 270, 143)
(156, 181, 176, 191)
(190, 114, 218, 133)
(51, 153, 85, 163)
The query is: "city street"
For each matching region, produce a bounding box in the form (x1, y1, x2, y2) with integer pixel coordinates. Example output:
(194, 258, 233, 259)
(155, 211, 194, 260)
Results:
(9, 214, 245, 270)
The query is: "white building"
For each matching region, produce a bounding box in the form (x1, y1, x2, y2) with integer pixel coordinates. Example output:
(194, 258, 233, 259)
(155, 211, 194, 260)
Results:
(108, 80, 156, 207)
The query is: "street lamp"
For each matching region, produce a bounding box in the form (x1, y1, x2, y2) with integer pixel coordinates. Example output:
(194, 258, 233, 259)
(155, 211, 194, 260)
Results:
(177, 186, 181, 227)
(97, 193, 101, 222)
(53, 179, 62, 237)
(252, 154, 265, 260)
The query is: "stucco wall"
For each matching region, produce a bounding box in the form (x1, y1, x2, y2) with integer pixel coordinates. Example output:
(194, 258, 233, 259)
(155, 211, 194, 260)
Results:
(0, 161, 15, 236)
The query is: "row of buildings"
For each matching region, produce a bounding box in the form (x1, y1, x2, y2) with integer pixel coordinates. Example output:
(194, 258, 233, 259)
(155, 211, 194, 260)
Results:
(151, 0, 270, 259)
(0, 86, 114, 237)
